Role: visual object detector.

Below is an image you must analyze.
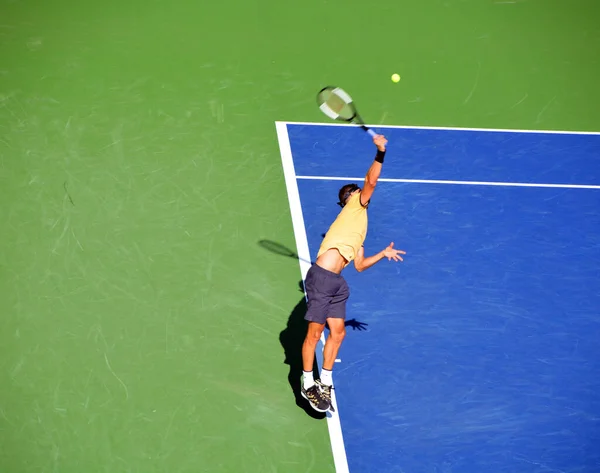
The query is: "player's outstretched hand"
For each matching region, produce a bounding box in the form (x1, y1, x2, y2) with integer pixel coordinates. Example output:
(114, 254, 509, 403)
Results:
(373, 134, 387, 151)
(383, 242, 405, 262)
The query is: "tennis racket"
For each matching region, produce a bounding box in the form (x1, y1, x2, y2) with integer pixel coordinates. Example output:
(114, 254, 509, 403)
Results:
(316, 86, 377, 137)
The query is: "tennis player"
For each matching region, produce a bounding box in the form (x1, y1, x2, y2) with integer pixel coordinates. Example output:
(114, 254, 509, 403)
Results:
(301, 134, 406, 412)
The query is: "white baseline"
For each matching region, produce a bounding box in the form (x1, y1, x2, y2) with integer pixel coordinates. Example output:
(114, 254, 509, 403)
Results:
(279, 120, 600, 136)
(296, 175, 600, 190)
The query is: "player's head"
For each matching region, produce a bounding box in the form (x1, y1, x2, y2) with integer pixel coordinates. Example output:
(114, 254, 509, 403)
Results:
(337, 183, 360, 207)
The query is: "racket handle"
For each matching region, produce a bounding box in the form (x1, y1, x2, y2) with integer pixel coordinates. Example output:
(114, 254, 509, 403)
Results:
(366, 127, 388, 148)
(360, 125, 377, 137)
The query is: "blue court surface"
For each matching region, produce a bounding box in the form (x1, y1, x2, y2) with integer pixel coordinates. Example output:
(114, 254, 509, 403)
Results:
(276, 122, 600, 473)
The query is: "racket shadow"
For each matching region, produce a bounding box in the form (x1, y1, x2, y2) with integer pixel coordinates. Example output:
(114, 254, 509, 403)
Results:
(258, 239, 314, 265)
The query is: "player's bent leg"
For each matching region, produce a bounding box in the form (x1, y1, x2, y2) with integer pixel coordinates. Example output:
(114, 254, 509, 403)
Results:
(317, 317, 346, 412)
(300, 321, 329, 412)
(302, 322, 324, 372)
(314, 277, 349, 411)
(322, 317, 346, 371)
(323, 277, 349, 371)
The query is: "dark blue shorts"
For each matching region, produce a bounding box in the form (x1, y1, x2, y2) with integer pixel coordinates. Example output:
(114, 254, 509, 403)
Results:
(304, 264, 350, 324)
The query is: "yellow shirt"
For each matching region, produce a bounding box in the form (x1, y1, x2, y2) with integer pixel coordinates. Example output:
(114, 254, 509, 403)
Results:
(317, 193, 368, 265)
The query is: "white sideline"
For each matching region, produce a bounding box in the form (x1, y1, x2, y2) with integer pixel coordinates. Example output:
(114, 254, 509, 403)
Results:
(275, 122, 350, 473)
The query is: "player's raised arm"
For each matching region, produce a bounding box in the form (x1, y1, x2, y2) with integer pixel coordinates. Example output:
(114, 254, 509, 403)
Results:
(359, 134, 388, 207)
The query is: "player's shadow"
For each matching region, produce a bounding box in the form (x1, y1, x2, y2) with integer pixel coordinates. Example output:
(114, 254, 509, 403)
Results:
(279, 280, 368, 419)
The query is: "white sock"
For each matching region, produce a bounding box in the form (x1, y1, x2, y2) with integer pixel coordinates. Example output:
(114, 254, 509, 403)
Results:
(320, 369, 333, 386)
(303, 371, 315, 389)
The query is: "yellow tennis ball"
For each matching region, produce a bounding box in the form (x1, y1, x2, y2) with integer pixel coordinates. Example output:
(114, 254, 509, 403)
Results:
(391, 73, 400, 83)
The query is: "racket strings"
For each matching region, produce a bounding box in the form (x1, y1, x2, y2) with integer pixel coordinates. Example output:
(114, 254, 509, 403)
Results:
(316, 86, 374, 135)
(318, 89, 355, 120)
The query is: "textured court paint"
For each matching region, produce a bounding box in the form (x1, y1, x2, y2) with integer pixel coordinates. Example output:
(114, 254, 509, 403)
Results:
(1, 0, 599, 472)
(0, 1, 336, 472)
(291, 126, 600, 472)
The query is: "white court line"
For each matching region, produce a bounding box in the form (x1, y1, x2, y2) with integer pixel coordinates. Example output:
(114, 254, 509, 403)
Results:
(296, 175, 600, 190)
(275, 122, 350, 473)
(277, 120, 600, 136)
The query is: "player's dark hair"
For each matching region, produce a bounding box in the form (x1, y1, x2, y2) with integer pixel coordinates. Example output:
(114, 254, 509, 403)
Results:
(337, 183, 360, 207)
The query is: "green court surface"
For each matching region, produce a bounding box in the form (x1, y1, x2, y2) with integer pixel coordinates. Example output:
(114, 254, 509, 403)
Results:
(1, 1, 599, 472)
